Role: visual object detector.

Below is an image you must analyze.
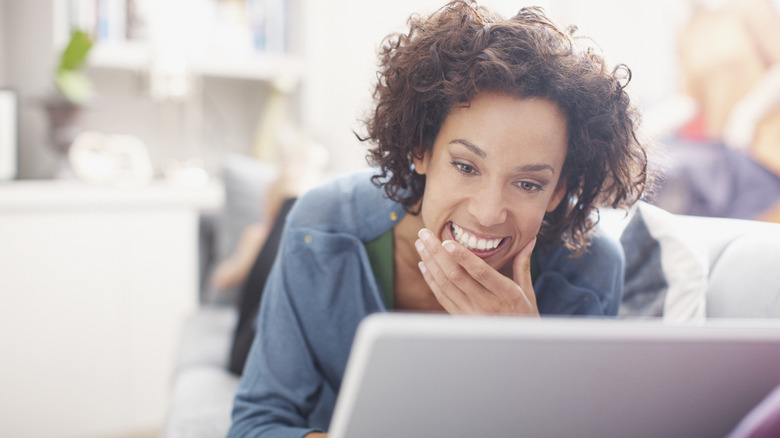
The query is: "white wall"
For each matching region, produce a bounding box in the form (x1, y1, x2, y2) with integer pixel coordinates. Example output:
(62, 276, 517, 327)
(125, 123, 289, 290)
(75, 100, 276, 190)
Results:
(550, 0, 689, 110)
(298, 0, 687, 174)
(0, 0, 6, 86)
(0, 0, 691, 179)
(298, 0, 549, 174)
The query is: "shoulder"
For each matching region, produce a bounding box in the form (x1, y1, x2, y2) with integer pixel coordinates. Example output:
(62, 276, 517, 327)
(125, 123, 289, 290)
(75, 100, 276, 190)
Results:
(535, 225, 624, 315)
(539, 226, 624, 273)
(286, 168, 407, 241)
(581, 227, 625, 269)
(287, 169, 368, 226)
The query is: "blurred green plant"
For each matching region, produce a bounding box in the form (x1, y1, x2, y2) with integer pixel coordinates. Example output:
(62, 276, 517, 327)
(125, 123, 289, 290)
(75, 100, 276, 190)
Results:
(55, 30, 94, 104)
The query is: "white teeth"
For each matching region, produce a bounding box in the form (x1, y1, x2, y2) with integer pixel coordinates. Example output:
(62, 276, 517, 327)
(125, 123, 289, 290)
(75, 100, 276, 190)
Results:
(451, 223, 502, 251)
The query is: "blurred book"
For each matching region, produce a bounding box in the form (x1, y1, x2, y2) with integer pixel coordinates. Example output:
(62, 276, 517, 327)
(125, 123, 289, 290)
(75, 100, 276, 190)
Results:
(0, 89, 18, 180)
(69, 0, 289, 54)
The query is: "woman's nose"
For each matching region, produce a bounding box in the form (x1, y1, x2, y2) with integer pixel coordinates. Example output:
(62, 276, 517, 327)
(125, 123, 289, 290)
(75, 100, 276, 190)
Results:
(467, 184, 508, 227)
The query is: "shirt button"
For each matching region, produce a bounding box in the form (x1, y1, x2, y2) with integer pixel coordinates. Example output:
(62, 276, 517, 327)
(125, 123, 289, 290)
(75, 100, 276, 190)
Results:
(584, 296, 591, 302)
(304, 235, 313, 244)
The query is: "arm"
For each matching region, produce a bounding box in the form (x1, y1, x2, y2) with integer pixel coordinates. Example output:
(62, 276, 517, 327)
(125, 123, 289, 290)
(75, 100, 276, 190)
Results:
(227, 236, 325, 438)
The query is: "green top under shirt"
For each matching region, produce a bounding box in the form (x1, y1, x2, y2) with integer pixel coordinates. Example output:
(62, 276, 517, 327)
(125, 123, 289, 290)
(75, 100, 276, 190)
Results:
(365, 229, 396, 309)
(365, 229, 541, 311)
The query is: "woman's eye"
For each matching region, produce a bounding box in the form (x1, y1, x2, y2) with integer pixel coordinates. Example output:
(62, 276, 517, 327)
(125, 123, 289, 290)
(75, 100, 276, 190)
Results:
(517, 181, 543, 192)
(452, 161, 476, 174)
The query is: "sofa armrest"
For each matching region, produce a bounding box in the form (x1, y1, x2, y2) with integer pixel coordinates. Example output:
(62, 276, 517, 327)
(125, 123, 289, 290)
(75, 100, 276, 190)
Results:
(674, 215, 780, 267)
(164, 366, 240, 438)
(706, 232, 780, 318)
(672, 215, 780, 318)
(164, 305, 240, 438)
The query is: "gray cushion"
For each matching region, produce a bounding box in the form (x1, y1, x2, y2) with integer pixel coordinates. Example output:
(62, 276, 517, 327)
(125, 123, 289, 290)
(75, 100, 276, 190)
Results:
(620, 209, 667, 317)
(205, 154, 278, 305)
(618, 203, 708, 320)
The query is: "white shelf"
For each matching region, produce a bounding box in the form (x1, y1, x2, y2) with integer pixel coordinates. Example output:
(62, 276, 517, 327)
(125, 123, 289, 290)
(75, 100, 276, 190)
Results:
(88, 42, 303, 81)
(88, 41, 151, 70)
(191, 51, 303, 81)
(0, 178, 224, 212)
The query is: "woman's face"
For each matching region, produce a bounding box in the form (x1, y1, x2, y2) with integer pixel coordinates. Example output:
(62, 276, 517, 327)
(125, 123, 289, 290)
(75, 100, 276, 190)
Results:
(414, 92, 568, 272)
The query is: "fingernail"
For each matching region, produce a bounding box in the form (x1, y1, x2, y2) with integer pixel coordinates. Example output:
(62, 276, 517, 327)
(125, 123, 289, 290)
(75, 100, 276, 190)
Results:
(442, 240, 456, 253)
(418, 261, 427, 274)
(418, 228, 432, 241)
(414, 239, 424, 252)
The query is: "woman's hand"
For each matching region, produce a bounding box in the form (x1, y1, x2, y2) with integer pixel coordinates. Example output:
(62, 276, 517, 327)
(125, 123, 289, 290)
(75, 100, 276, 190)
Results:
(415, 228, 539, 316)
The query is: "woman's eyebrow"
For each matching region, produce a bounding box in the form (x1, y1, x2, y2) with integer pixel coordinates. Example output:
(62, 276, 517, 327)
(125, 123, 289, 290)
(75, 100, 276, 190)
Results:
(514, 163, 555, 175)
(450, 139, 486, 158)
(451, 139, 555, 175)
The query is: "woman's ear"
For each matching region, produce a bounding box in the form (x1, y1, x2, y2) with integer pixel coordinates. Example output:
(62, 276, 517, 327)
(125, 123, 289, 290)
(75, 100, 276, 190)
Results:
(546, 178, 567, 213)
(412, 149, 430, 175)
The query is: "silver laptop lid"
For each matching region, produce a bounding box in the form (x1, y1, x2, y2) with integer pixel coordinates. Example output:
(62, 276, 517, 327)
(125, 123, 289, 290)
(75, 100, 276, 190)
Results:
(329, 313, 780, 438)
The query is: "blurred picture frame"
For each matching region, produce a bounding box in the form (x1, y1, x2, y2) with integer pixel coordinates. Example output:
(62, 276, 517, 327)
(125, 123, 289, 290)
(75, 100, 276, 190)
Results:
(0, 88, 18, 180)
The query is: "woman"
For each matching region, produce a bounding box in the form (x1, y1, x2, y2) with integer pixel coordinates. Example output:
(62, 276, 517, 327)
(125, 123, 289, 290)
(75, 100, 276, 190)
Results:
(228, 2, 648, 436)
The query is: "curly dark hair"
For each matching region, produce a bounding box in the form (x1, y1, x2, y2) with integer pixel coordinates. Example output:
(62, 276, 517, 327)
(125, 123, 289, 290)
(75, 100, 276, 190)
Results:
(361, 1, 649, 253)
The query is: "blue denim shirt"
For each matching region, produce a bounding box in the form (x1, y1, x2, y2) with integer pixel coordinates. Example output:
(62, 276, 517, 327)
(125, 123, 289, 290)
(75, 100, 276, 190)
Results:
(228, 168, 624, 438)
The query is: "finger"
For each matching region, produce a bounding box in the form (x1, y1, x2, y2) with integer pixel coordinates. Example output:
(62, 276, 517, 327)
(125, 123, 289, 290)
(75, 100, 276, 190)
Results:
(417, 228, 522, 315)
(442, 235, 539, 315)
(440, 239, 529, 313)
(510, 237, 538, 313)
(417, 260, 465, 313)
(416, 229, 479, 310)
(512, 237, 536, 288)
(439, 238, 512, 295)
(417, 229, 483, 297)
(416, 238, 475, 312)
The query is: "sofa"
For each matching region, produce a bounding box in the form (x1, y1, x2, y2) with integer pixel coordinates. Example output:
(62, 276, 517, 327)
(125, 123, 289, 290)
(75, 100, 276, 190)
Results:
(161, 155, 780, 438)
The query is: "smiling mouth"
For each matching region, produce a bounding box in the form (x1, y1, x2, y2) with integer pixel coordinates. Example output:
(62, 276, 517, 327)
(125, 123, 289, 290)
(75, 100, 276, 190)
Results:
(449, 222, 508, 253)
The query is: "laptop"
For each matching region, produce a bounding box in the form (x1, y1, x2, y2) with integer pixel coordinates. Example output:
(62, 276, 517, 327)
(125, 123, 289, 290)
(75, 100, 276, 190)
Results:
(328, 313, 780, 438)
